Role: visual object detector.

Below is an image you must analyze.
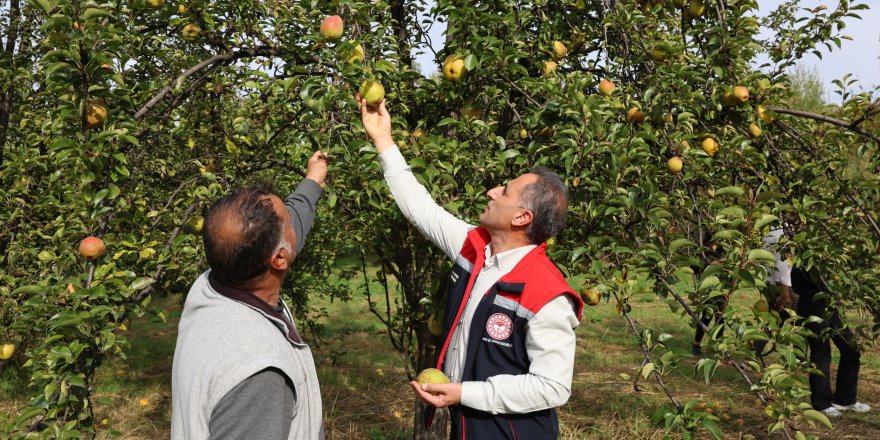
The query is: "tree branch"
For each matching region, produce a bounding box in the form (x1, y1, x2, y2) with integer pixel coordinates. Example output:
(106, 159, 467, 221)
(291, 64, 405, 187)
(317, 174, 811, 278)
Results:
(134, 46, 317, 120)
(767, 106, 880, 143)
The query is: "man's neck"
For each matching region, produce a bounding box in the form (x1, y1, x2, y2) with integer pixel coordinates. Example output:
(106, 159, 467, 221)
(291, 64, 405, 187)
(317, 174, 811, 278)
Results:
(487, 232, 533, 256)
(222, 275, 282, 307)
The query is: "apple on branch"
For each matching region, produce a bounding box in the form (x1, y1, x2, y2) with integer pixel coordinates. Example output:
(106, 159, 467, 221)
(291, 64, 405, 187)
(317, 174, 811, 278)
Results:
(79, 236, 106, 260)
(320, 15, 344, 41)
(359, 80, 385, 107)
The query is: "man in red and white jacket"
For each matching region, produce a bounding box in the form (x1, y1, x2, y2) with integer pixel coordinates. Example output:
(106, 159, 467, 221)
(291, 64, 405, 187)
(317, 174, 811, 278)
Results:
(359, 98, 583, 439)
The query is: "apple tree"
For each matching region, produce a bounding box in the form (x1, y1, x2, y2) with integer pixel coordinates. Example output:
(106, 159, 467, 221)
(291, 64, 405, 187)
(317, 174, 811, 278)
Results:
(1, 0, 878, 439)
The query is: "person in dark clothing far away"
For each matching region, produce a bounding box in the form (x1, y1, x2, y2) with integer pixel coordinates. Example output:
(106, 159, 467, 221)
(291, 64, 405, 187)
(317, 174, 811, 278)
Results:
(765, 227, 870, 418)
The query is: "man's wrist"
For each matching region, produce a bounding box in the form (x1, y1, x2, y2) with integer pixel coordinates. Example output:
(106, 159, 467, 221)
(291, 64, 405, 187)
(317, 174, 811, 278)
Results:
(373, 136, 396, 152)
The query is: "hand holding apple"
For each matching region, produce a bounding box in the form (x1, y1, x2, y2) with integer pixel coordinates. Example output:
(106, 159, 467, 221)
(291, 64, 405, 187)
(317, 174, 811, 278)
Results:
(357, 95, 394, 153)
(305, 151, 330, 188)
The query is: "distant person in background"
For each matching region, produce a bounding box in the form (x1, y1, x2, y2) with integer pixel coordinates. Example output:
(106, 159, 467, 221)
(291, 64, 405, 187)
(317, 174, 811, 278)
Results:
(765, 227, 870, 418)
(171, 151, 329, 439)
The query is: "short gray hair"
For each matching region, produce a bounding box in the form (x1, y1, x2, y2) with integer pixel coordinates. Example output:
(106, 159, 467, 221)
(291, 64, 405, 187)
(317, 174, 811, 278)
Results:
(520, 167, 568, 244)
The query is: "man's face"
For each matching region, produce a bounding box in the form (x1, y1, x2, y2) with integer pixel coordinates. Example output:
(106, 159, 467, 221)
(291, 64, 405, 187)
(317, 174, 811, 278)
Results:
(266, 195, 296, 267)
(479, 173, 538, 232)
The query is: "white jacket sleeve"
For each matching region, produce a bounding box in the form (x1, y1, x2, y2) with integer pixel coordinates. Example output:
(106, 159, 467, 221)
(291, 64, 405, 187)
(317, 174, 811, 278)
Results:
(763, 228, 792, 287)
(459, 295, 579, 414)
(378, 146, 473, 260)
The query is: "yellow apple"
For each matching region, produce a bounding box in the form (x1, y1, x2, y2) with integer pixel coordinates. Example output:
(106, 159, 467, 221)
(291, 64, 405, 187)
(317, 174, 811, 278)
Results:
(757, 105, 773, 124)
(416, 368, 450, 395)
(182, 23, 201, 42)
(189, 214, 204, 233)
(178, 3, 186, 13)
(543, 60, 558, 77)
(359, 79, 385, 106)
(668, 156, 683, 174)
(0, 343, 14, 360)
(427, 314, 442, 336)
(748, 122, 762, 138)
(626, 107, 645, 124)
(581, 288, 601, 306)
(319, 15, 344, 41)
(519, 128, 528, 140)
(138, 398, 150, 407)
(732, 85, 749, 103)
(701, 137, 718, 157)
(145, 0, 164, 9)
(552, 40, 568, 60)
(442, 55, 466, 81)
(84, 100, 108, 129)
(721, 91, 737, 107)
(346, 44, 364, 64)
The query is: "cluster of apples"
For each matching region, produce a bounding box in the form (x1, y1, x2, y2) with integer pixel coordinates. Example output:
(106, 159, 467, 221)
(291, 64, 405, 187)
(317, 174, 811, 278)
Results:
(319, 15, 384, 107)
(542, 40, 568, 77)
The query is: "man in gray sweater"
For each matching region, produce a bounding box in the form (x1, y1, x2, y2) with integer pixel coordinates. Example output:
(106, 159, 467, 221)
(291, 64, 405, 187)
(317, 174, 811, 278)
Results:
(171, 151, 328, 440)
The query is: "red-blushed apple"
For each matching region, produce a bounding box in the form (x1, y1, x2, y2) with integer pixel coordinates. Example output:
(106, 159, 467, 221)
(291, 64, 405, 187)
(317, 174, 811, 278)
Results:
(320, 15, 344, 41)
(598, 79, 615, 96)
(79, 236, 106, 260)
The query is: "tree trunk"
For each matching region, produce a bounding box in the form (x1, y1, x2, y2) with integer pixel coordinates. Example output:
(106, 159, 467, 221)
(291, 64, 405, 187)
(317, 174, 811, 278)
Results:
(413, 401, 449, 440)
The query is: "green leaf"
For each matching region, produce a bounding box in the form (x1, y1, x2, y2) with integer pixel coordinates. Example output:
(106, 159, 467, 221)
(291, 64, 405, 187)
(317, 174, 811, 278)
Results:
(711, 230, 740, 241)
(698, 276, 720, 291)
(30, 0, 59, 14)
(82, 8, 111, 20)
(802, 409, 833, 429)
(129, 277, 155, 291)
(641, 362, 655, 380)
(748, 249, 776, 263)
(701, 418, 723, 440)
(464, 54, 477, 71)
(15, 407, 46, 429)
(38, 250, 56, 261)
(754, 214, 779, 230)
(715, 186, 744, 196)
(669, 238, 694, 254)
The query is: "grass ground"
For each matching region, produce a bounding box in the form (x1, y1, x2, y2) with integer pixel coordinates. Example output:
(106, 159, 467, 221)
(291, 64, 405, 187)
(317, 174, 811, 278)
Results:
(2, 289, 879, 439)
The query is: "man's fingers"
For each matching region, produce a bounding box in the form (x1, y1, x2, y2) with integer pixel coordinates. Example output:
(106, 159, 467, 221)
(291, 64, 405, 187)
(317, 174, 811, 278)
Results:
(379, 99, 388, 116)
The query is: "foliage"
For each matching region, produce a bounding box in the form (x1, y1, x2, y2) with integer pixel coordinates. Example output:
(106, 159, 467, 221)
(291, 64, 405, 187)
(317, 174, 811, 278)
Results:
(0, 0, 878, 439)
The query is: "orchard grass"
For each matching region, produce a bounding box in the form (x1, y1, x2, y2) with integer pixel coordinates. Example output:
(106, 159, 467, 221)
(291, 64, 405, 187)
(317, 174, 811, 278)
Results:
(2, 292, 879, 439)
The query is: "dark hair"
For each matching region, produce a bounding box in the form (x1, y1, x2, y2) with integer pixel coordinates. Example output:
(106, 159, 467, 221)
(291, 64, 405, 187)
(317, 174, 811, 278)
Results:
(203, 185, 284, 285)
(520, 167, 568, 244)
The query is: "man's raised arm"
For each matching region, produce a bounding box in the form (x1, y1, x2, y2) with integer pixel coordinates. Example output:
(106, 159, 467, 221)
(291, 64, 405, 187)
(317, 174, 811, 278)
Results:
(358, 98, 471, 260)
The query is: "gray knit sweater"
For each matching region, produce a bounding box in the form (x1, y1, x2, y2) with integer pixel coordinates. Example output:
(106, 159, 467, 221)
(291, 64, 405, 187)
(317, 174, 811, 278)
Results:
(171, 180, 325, 439)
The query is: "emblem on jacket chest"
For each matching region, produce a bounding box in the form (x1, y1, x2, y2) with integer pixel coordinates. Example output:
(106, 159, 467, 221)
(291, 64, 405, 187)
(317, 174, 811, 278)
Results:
(486, 313, 513, 340)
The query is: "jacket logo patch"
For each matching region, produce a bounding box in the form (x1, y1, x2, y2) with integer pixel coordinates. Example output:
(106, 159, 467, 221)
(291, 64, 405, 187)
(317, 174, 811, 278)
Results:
(486, 313, 513, 340)
(449, 271, 459, 284)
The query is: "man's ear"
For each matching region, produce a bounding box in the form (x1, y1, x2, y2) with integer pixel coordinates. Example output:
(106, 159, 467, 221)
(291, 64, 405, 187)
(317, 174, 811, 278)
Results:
(269, 248, 290, 271)
(512, 208, 534, 228)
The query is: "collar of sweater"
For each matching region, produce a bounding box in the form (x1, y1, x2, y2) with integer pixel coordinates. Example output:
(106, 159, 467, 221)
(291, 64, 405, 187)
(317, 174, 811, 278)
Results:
(207, 273, 302, 345)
